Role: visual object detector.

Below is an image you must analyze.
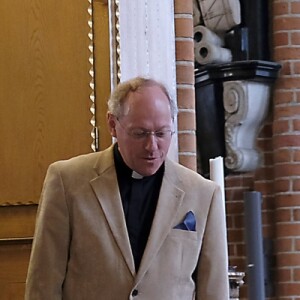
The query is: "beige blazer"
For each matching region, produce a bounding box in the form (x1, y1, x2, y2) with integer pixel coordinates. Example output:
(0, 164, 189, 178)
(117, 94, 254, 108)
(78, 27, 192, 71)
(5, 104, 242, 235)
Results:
(25, 145, 229, 300)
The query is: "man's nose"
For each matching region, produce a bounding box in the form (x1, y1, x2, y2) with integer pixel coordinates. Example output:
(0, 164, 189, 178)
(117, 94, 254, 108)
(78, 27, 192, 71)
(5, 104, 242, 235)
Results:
(144, 133, 159, 151)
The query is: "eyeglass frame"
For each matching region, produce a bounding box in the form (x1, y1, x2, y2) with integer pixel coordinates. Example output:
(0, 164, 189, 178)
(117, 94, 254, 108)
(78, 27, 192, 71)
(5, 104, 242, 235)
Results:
(115, 117, 175, 141)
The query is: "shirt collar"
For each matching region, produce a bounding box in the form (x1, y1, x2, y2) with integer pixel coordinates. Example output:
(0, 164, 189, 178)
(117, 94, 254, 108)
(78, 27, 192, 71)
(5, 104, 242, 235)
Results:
(113, 143, 164, 181)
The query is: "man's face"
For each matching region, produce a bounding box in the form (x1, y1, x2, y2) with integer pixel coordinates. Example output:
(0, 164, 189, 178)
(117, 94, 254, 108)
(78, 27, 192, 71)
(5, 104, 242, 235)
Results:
(108, 85, 173, 176)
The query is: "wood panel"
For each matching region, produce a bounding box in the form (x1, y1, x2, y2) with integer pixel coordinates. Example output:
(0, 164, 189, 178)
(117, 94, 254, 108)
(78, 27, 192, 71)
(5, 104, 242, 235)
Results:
(0, 1, 111, 299)
(0, 200, 37, 300)
(0, 0, 93, 205)
(0, 243, 32, 300)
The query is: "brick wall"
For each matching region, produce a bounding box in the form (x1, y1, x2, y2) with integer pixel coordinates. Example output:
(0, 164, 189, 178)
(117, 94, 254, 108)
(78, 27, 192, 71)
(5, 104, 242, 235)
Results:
(226, 0, 300, 299)
(174, 0, 197, 171)
(272, 0, 300, 298)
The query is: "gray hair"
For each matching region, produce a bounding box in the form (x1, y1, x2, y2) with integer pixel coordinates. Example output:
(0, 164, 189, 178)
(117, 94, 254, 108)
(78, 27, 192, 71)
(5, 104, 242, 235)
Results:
(107, 77, 178, 119)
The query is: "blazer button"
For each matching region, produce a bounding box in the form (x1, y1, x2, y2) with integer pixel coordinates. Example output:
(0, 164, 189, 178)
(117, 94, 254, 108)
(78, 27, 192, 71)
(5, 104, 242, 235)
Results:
(132, 289, 139, 297)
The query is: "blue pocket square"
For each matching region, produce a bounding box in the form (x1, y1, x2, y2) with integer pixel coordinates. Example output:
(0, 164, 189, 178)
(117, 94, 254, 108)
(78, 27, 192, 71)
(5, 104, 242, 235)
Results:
(174, 211, 196, 231)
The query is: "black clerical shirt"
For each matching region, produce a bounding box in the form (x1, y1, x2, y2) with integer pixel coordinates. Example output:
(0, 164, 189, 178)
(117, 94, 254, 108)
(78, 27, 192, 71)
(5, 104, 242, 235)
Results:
(113, 144, 164, 271)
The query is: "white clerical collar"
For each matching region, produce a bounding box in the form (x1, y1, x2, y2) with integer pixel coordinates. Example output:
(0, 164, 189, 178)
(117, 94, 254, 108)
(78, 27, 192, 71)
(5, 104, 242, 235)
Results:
(131, 171, 144, 179)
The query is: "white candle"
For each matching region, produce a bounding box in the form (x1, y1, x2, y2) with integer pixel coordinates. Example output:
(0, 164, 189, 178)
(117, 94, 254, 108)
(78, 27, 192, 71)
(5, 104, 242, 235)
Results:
(209, 156, 225, 205)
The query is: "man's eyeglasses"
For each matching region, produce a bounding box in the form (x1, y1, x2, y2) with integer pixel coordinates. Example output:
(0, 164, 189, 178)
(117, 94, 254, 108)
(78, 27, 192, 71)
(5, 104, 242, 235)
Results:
(116, 118, 175, 141)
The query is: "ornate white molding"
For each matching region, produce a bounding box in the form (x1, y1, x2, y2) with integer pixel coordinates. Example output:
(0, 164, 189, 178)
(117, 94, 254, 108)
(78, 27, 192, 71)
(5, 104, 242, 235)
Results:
(223, 80, 271, 172)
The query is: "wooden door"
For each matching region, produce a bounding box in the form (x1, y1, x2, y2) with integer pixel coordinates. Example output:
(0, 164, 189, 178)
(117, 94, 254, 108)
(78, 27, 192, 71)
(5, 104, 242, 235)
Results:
(0, 0, 111, 298)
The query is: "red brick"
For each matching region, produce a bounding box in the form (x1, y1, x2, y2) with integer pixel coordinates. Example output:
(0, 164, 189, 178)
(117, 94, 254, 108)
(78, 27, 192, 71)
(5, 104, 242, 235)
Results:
(276, 194, 300, 207)
(176, 63, 194, 84)
(292, 119, 300, 131)
(226, 189, 245, 202)
(174, 0, 193, 14)
(293, 208, 300, 221)
(274, 90, 294, 105)
(293, 61, 300, 74)
(277, 282, 300, 296)
(175, 39, 194, 61)
(254, 181, 274, 195)
(225, 174, 253, 188)
(274, 31, 289, 47)
(275, 47, 300, 61)
(291, 1, 300, 14)
(176, 87, 195, 109)
(178, 154, 197, 171)
(255, 166, 274, 181)
(274, 163, 300, 178)
(294, 268, 300, 281)
(177, 110, 196, 130)
(178, 132, 196, 152)
(235, 243, 246, 256)
(175, 17, 193, 38)
(293, 149, 300, 161)
(273, 135, 300, 148)
(262, 211, 274, 227)
(275, 208, 292, 222)
(227, 228, 244, 242)
(291, 32, 300, 45)
(296, 239, 300, 251)
(227, 243, 235, 256)
(273, 1, 289, 16)
(273, 17, 300, 31)
(262, 152, 274, 166)
(274, 149, 292, 163)
(277, 268, 292, 281)
(233, 215, 244, 228)
(226, 201, 244, 214)
(273, 119, 290, 134)
(276, 237, 293, 252)
(276, 224, 300, 238)
(226, 215, 234, 228)
(274, 179, 290, 193)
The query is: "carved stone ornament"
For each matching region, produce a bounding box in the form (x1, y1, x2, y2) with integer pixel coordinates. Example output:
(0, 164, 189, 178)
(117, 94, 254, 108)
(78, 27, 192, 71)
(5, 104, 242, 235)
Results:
(223, 80, 271, 172)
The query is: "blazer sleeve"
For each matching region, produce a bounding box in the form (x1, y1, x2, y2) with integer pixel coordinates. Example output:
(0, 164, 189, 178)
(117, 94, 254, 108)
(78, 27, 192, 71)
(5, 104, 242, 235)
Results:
(25, 163, 70, 300)
(196, 185, 230, 300)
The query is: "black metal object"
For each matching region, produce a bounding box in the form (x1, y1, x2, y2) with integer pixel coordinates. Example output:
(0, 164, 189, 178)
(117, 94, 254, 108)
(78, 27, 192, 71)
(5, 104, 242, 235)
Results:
(225, 26, 249, 61)
(244, 191, 265, 300)
(239, 0, 271, 61)
(195, 60, 281, 176)
(195, 76, 225, 178)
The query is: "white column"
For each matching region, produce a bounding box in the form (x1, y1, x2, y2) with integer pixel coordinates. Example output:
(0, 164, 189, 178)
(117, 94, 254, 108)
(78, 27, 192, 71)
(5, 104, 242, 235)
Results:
(117, 0, 178, 161)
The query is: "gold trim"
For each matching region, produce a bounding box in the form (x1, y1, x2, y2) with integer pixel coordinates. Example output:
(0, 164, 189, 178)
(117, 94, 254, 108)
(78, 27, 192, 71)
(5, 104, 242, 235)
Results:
(108, 0, 121, 89)
(88, 0, 98, 152)
(0, 201, 37, 207)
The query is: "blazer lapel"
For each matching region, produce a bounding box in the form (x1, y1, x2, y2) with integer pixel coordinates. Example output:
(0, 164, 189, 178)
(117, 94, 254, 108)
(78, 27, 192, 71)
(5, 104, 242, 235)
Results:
(135, 160, 185, 284)
(90, 146, 135, 276)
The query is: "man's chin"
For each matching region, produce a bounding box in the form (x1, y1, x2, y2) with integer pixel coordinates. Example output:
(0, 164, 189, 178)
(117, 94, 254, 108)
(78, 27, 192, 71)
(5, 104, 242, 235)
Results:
(142, 166, 162, 177)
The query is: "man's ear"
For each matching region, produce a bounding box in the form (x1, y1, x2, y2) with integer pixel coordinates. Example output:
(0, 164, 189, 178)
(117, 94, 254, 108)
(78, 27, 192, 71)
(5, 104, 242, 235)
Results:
(107, 112, 117, 138)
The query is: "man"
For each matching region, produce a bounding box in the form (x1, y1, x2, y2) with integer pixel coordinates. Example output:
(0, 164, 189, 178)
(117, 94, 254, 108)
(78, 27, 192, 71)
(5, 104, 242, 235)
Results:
(25, 77, 229, 299)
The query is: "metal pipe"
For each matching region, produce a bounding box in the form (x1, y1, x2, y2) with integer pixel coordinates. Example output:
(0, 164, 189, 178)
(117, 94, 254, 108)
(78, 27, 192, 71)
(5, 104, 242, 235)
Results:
(244, 191, 265, 300)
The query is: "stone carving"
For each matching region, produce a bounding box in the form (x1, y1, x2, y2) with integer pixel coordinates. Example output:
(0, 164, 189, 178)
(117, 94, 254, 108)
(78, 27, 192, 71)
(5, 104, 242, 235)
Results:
(223, 80, 271, 172)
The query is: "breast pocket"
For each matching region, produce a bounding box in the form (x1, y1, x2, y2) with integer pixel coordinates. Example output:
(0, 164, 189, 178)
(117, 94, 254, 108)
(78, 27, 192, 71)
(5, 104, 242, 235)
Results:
(169, 228, 198, 241)
(160, 229, 202, 276)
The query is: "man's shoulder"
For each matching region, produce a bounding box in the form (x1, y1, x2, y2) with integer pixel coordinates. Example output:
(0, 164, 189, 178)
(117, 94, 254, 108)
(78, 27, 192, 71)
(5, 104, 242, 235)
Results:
(165, 158, 213, 185)
(50, 145, 113, 172)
